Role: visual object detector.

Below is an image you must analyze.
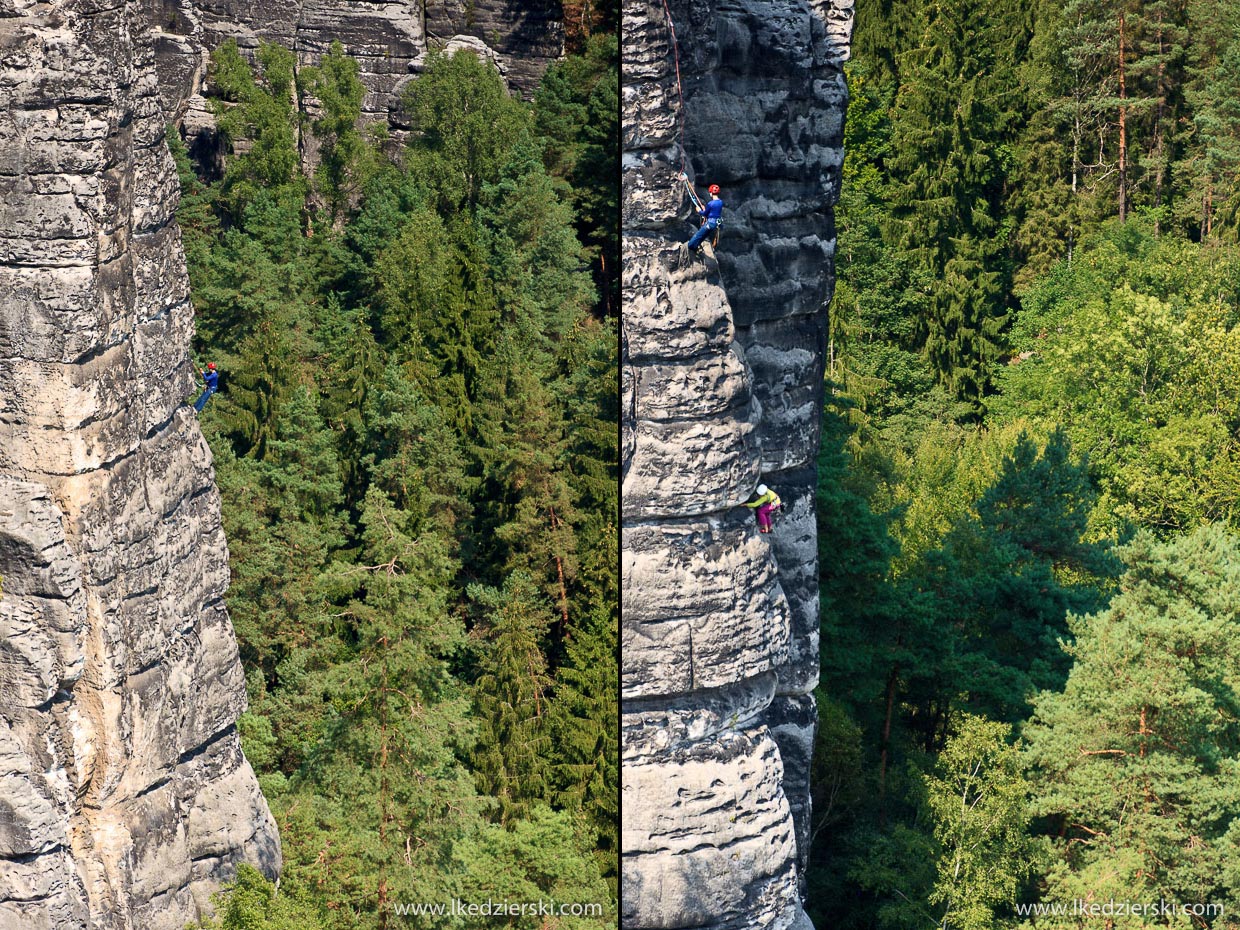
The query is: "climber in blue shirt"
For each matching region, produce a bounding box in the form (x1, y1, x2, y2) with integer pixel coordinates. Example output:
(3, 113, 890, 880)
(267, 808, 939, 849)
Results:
(687, 184, 724, 252)
(193, 362, 219, 413)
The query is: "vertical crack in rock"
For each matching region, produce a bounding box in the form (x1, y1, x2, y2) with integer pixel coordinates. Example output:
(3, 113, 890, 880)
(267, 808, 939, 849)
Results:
(0, 1, 281, 927)
(622, 0, 852, 926)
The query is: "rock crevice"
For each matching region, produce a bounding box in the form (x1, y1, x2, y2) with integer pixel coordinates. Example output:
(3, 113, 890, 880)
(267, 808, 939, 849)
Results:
(0, 1, 280, 927)
(621, 0, 852, 926)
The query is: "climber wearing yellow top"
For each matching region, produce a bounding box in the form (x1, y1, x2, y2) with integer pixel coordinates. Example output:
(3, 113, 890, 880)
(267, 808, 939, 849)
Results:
(745, 484, 782, 534)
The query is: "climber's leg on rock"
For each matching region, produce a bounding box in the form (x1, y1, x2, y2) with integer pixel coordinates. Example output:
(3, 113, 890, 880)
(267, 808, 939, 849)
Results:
(192, 386, 215, 413)
(687, 221, 712, 252)
(757, 503, 774, 533)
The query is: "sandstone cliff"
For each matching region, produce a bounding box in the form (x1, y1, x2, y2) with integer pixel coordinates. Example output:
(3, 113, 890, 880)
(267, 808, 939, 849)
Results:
(0, 1, 280, 927)
(139, 0, 563, 148)
(621, 0, 852, 925)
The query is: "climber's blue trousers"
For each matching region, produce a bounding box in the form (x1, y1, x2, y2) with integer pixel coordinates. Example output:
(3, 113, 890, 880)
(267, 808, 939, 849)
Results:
(687, 219, 718, 251)
(193, 386, 215, 412)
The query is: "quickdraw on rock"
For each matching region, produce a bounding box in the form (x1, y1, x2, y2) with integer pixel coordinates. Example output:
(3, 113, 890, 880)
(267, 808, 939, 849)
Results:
(680, 171, 705, 213)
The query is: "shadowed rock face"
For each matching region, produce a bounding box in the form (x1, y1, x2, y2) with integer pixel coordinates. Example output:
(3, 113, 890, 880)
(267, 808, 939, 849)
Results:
(622, 0, 852, 925)
(0, 1, 279, 927)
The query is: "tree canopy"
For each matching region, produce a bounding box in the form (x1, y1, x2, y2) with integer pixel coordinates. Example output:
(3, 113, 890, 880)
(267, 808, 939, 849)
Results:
(176, 33, 618, 928)
(810, 0, 1240, 924)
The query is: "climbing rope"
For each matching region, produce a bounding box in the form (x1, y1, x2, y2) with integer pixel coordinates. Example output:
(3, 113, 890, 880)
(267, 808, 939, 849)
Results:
(658, 0, 688, 174)
(658, 0, 707, 217)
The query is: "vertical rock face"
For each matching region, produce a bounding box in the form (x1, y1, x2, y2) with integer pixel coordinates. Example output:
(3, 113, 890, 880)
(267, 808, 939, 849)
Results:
(0, 1, 280, 927)
(148, 0, 430, 124)
(423, 0, 564, 98)
(621, 0, 852, 926)
(141, 0, 564, 140)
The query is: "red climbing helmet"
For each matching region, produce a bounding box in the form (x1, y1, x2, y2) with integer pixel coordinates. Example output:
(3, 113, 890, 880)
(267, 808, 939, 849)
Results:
(207, 362, 216, 370)
(709, 184, 721, 195)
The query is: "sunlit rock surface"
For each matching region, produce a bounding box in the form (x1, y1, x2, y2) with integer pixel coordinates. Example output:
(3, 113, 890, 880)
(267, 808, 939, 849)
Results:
(621, 0, 853, 924)
(0, 1, 279, 926)
(140, 0, 563, 143)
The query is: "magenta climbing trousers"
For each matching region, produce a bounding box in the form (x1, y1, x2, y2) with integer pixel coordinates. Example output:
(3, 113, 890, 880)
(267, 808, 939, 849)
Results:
(757, 503, 775, 530)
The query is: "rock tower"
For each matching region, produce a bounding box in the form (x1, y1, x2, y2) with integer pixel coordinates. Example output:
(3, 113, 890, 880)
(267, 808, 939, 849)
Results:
(0, 0, 275, 927)
(621, 0, 853, 926)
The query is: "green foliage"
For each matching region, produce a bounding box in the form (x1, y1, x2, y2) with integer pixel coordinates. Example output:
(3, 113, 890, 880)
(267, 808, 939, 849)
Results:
(547, 604, 618, 889)
(993, 224, 1240, 534)
(1024, 526, 1240, 917)
(468, 572, 555, 823)
(189, 864, 325, 930)
(926, 716, 1036, 930)
(402, 49, 532, 213)
(210, 41, 306, 219)
(817, 5, 1240, 926)
(534, 33, 620, 315)
(177, 35, 617, 929)
(928, 428, 1112, 721)
(842, 761, 940, 930)
(455, 806, 616, 929)
(883, 0, 1023, 408)
(302, 41, 376, 220)
(812, 395, 1109, 925)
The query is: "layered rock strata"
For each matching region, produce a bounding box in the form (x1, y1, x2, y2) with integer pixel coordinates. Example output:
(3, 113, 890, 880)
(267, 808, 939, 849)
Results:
(139, 0, 563, 145)
(0, 1, 280, 927)
(622, 0, 852, 926)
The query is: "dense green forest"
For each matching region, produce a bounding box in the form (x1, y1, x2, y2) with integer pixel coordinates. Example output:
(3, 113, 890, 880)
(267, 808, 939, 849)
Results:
(811, 0, 1240, 926)
(173, 26, 618, 930)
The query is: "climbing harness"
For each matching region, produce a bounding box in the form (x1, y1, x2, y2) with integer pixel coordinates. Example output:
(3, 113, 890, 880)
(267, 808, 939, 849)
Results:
(660, 3, 726, 252)
(661, 0, 725, 251)
(682, 173, 723, 248)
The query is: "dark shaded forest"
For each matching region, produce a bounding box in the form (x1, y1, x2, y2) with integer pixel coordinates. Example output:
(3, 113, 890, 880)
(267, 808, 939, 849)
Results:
(173, 21, 618, 929)
(811, 0, 1240, 926)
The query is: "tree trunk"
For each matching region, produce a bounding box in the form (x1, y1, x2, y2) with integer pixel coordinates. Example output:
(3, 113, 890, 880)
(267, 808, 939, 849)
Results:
(377, 639, 391, 929)
(549, 506, 570, 635)
(878, 666, 899, 826)
(1069, 108, 1082, 266)
(1206, 181, 1214, 238)
(1118, 10, 1128, 223)
(1153, 10, 1167, 233)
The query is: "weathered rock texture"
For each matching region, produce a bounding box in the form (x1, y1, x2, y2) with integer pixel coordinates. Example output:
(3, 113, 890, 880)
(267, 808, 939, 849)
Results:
(0, 1, 280, 927)
(138, 0, 563, 144)
(621, 0, 853, 925)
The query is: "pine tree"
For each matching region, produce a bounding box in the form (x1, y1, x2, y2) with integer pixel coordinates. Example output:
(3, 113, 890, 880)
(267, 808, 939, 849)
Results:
(303, 40, 378, 221)
(313, 294, 384, 500)
(884, 0, 1023, 408)
(934, 429, 1112, 722)
(534, 33, 620, 316)
(455, 806, 616, 929)
(548, 604, 618, 887)
(480, 139, 595, 361)
(1024, 525, 1240, 915)
(469, 571, 555, 824)
(401, 48, 532, 214)
(210, 40, 307, 219)
(281, 479, 481, 926)
(1182, 14, 1240, 239)
(470, 339, 581, 619)
(373, 210, 500, 433)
